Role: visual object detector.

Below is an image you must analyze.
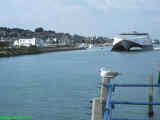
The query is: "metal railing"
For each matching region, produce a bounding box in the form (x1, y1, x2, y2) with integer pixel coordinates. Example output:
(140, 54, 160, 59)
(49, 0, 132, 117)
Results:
(103, 83, 160, 120)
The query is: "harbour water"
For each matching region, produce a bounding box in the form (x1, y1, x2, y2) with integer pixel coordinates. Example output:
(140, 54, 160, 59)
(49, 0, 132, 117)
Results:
(0, 46, 160, 120)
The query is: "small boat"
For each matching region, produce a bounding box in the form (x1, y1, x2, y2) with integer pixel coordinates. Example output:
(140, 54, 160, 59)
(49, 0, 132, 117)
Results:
(88, 44, 94, 48)
(152, 40, 160, 44)
(112, 31, 153, 51)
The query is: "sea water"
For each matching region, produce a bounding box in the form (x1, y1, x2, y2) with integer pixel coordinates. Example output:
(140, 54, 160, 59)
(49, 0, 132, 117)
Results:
(0, 46, 160, 120)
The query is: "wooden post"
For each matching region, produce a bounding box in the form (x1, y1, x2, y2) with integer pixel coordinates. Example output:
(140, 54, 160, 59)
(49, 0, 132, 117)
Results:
(91, 76, 112, 120)
(158, 72, 160, 84)
(91, 98, 103, 120)
(148, 74, 154, 117)
(100, 76, 111, 112)
(91, 68, 118, 120)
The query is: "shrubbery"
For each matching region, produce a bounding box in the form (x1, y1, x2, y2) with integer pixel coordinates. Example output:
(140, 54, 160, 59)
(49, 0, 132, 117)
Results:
(0, 41, 9, 48)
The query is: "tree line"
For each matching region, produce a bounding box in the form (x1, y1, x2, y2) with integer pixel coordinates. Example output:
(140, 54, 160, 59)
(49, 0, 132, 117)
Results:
(0, 27, 113, 44)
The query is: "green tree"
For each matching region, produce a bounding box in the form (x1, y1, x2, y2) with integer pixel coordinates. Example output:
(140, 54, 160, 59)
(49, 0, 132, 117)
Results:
(35, 27, 44, 32)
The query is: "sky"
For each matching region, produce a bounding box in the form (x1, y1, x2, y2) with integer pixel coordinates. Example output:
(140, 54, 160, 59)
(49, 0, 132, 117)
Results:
(0, 0, 160, 38)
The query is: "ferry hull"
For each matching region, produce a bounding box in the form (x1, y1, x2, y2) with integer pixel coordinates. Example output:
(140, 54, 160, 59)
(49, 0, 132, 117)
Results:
(112, 40, 153, 51)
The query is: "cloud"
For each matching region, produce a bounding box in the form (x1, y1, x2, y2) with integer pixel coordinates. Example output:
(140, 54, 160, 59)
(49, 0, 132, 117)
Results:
(83, 0, 160, 12)
(0, 0, 98, 34)
(0, 0, 160, 37)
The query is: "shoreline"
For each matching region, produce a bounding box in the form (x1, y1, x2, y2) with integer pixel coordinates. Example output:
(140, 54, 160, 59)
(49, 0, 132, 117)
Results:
(0, 47, 86, 57)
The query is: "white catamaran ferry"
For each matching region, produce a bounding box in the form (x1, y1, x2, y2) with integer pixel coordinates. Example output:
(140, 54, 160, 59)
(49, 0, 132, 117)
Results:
(112, 31, 153, 51)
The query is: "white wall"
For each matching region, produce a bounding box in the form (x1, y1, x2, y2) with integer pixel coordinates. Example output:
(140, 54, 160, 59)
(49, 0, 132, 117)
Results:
(14, 38, 46, 47)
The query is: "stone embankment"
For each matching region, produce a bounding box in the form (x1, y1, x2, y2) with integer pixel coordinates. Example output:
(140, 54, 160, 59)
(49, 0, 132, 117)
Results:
(0, 47, 85, 57)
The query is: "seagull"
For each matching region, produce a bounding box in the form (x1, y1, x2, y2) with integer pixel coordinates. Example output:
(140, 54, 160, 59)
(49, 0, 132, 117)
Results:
(100, 67, 120, 78)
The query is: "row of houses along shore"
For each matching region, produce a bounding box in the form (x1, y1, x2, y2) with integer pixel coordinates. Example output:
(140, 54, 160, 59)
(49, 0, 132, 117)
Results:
(0, 27, 113, 48)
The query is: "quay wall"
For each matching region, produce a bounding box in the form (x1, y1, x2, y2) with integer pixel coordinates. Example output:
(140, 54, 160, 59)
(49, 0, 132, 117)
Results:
(0, 47, 85, 57)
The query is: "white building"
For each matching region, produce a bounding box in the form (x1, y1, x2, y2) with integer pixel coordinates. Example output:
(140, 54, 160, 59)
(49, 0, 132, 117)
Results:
(14, 38, 46, 47)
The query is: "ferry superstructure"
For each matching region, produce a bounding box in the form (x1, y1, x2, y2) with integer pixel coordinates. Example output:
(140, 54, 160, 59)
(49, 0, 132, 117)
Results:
(112, 32, 153, 51)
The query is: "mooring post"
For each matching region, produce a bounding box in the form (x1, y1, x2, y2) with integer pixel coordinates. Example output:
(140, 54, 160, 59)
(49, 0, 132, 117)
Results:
(100, 68, 119, 115)
(91, 68, 119, 120)
(99, 68, 119, 103)
(91, 97, 104, 120)
(158, 72, 160, 84)
(100, 74, 111, 103)
(148, 74, 154, 117)
(100, 73, 112, 116)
